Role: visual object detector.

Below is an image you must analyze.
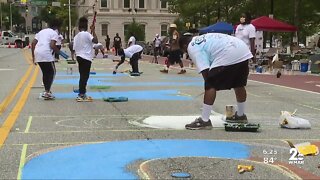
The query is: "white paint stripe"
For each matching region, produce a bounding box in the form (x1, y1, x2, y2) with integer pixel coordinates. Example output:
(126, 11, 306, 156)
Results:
(0, 68, 15, 71)
(249, 80, 320, 95)
(130, 114, 226, 129)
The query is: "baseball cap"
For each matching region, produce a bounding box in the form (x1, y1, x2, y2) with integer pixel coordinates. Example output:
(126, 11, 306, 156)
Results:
(170, 24, 177, 28)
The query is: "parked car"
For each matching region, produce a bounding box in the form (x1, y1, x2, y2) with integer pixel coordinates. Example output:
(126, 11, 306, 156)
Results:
(0, 31, 29, 48)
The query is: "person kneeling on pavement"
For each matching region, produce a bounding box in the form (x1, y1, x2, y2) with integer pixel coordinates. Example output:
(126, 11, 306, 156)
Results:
(179, 33, 253, 130)
(113, 44, 143, 76)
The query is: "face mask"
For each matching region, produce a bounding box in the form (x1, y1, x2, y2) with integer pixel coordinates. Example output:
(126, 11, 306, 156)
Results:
(240, 17, 246, 24)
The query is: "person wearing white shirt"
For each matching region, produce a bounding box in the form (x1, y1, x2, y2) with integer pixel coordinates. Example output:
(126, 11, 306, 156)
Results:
(235, 12, 256, 62)
(73, 17, 98, 101)
(31, 19, 62, 100)
(153, 34, 161, 64)
(93, 42, 106, 58)
(113, 44, 143, 76)
(178, 33, 253, 130)
(54, 32, 64, 61)
(128, 33, 136, 47)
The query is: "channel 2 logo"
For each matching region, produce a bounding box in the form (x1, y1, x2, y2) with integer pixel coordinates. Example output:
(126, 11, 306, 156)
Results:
(289, 148, 304, 164)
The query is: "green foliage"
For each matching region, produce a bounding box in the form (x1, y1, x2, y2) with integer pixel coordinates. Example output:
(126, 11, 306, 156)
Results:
(166, 0, 320, 44)
(124, 18, 145, 42)
(0, 3, 25, 30)
(39, 0, 78, 31)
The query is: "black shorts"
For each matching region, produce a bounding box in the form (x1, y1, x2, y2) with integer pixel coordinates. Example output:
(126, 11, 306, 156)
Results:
(168, 49, 182, 64)
(205, 60, 249, 91)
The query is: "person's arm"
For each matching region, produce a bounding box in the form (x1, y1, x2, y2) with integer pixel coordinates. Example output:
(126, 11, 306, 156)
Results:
(31, 39, 38, 64)
(90, 25, 98, 43)
(50, 40, 60, 54)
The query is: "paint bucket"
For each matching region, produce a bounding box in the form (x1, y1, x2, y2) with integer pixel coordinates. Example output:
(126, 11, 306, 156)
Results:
(225, 105, 235, 119)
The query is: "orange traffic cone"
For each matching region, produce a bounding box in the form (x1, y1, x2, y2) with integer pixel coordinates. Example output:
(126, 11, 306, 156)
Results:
(14, 42, 17, 48)
(8, 42, 11, 48)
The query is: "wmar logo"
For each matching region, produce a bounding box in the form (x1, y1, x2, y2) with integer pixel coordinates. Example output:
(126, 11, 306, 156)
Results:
(288, 148, 304, 165)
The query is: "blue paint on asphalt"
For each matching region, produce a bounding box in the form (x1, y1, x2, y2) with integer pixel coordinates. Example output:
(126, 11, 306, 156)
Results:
(55, 89, 192, 101)
(56, 72, 127, 77)
(54, 78, 202, 87)
(22, 140, 249, 179)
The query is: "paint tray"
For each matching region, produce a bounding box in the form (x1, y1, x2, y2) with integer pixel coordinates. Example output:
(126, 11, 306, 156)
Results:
(103, 97, 128, 102)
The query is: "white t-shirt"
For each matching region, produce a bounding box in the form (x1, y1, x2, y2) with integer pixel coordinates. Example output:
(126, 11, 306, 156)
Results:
(93, 42, 103, 49)
(187, 33, 253, 73)
(235, 24, 256, 49)
(154, 37, 161, 47)
(56, 34, 64, 46)
(34, 28, 59, 62)
(128, 36, 136, 46)
(124, 45, 143, 58)
(73, 31, 94, 61)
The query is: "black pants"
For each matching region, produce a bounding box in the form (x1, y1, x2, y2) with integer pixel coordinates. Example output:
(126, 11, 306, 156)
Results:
(116, 51, 142, 73)
(77, 56, 92, 95)
(38, 62, 56, 92)
(54, 45, 62, 60)
(114, 46, 120, 56)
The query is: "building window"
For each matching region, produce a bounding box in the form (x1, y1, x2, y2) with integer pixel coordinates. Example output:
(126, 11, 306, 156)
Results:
(101, 24, 108, 36)
(101, 0, 108, 8)
(161, 0, 167, 9)
(139, 0, 144, 8)
(161, 24, 168, 36)
(124, 0, 130, 8)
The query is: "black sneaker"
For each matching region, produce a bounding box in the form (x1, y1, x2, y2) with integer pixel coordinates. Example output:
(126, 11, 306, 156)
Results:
(226, 112, 248, 123)
(185, 117, 213, 130)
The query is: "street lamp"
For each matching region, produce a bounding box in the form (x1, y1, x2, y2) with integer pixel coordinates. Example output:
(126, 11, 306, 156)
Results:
(10, 2, 14, 31)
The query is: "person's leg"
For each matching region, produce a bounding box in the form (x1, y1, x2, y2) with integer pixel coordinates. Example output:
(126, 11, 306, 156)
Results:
(201, 88, 216, 121)
(113, 57, 125, 74)
(77, 57, 92, 96)
(38, 62, 51, 92)
(115, 47, 119, 56)
(100, 48, 105, 56)
(130, 53, 139, 73)
(38, 62, 56, 99)
(234, 87, 246, 116)
(185, 70, 214, 130)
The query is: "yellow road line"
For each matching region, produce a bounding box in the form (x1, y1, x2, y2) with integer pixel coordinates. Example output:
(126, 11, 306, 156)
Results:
(0, 65, 33, 115)
(0, 67, 39, 149)
(24, 116, 32, 133)
(17, 144, 28, 180)
(22, 49, 32, 65)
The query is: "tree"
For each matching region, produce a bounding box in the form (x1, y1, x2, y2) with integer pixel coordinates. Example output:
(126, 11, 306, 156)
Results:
(166, 0, 320, 45)
(124, 18, 145, 42)
(0, 3, 25, 31)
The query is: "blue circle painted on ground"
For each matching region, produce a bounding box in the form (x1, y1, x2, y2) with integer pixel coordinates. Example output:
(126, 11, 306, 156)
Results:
(22, 139, 249, 179)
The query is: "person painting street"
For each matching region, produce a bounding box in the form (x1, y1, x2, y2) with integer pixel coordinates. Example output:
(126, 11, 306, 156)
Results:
(127, 33, 136, 47)
(160, 24, 186, 74)
(93, 42, 107, 58)
(178, 33, 253, 130)
(73, 17, 98, 102)
(31, 18, 62, 100)
(235, 12, 256, 63)
(113, 44, 143, 76)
